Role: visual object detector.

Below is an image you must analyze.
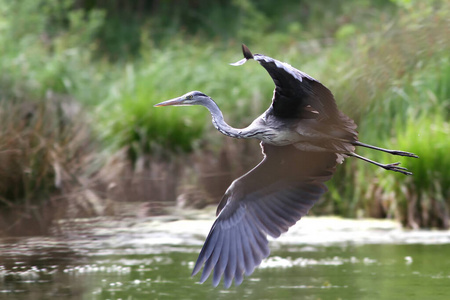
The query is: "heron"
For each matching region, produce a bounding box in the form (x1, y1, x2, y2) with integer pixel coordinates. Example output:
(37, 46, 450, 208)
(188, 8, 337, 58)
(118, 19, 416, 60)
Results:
(154, 44, 418, 288)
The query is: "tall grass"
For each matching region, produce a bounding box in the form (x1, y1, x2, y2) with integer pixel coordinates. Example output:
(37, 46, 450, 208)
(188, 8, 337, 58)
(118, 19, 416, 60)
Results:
(0, 0, 448, 228)
(95, 42, 275, 161)
(0, 95, 102, 234)
(0, 0, 112, 104)
(318, 2, 450, 227)
(394, 115, 449, 227)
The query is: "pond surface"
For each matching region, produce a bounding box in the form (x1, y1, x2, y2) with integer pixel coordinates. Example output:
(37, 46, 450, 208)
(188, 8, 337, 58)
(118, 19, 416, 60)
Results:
(1, 209, 450, 300)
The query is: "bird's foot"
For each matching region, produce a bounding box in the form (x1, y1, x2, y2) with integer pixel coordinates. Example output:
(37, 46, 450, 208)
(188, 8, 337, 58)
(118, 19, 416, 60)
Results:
(382, 162, 412, 175)
(390, 150, 419, 158)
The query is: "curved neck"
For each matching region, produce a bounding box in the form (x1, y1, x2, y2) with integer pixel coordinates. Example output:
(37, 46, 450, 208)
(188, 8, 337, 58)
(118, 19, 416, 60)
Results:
(202, 98, 242, 138)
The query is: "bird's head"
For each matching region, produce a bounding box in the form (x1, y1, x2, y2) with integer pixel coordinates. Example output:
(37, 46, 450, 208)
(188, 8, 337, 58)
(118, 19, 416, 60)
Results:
(154, 91, 210, 107)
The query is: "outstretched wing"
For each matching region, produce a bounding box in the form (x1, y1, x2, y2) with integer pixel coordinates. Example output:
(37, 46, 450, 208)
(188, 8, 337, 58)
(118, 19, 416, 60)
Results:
(231, 44, 340, 120)
(191, 143, 337, 288)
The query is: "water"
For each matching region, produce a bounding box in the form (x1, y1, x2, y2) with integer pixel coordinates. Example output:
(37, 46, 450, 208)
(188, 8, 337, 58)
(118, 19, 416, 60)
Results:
(1, 213, 449, 300)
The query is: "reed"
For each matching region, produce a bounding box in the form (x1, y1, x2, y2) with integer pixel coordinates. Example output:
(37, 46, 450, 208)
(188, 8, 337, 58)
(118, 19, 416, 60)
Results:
(0, 0, 448, 228)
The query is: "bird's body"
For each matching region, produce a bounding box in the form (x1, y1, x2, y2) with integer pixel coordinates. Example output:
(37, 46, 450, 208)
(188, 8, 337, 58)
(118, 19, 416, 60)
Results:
(237, 111, 301, 145)
(154, 45, 418, 288)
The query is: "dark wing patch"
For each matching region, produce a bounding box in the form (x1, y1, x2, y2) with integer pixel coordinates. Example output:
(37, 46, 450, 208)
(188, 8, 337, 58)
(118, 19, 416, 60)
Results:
(191, 143, 337, 288)
(231, 44, 340, 120)
(253, 54, 340, 120)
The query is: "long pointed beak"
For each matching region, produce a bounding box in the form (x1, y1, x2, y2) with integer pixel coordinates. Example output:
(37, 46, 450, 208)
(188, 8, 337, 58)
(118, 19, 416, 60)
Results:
(154, 97, 184, 107)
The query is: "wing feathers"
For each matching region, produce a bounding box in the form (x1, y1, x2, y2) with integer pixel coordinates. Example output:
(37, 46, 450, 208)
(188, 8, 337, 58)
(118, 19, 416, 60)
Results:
(192, 144, 337, 287)
(231, 44, 342, 120)
(213, 229, 230, 286)
(238, 220, 257, 275)
(198, 227, 223, 282)
(192, 45, 344, 287)
(250, 201, 283, 237)
(223, 231, 237, 288)
(241, 216, 269, 264)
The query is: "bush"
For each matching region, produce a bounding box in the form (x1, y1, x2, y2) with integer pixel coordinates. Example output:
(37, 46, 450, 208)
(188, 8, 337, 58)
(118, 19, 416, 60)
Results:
(95, 42, 274, 161)
(0, 0, 110, 103)
(314, 0, 450, 226)
(0, 95, 97, 201)
(0, 0, 448, 229)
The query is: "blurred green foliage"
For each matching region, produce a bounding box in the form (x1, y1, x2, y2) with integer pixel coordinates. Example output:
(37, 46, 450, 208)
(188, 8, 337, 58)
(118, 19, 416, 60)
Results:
(0, 0, 448, 226)
(0, 0, 110, 102)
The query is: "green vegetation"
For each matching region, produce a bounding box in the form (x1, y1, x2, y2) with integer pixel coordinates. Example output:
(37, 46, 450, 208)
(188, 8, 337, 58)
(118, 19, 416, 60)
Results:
(0, 0, 448, 231)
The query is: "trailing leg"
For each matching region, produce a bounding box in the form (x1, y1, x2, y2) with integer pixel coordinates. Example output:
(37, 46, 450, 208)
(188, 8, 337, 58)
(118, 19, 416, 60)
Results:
(348, 152, 413, 175)
(353, 141, 418, 158)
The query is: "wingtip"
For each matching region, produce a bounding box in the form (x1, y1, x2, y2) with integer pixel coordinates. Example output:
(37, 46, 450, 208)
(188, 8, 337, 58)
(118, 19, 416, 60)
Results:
(191, 257, 205, 277)
(191, 267, 199, 277)
(229, 44, 254, 66)
(223, 277, 232, 289)
(229, 59, 247, 66)
(241, 44, 254, 59)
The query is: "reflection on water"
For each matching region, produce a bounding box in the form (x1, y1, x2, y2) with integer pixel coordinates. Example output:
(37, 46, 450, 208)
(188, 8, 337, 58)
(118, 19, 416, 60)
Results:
(1, 215, 450, 299)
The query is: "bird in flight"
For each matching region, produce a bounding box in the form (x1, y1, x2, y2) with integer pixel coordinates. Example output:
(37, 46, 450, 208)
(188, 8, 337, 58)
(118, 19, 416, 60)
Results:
(154, 44, 418, 288)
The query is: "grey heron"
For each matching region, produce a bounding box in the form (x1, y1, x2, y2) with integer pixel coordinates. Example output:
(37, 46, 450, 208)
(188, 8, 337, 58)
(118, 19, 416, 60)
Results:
(154, 44, 418, 288)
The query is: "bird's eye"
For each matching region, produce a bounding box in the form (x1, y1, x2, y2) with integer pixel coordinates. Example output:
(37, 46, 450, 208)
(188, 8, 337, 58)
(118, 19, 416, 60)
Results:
(186, 95, 193, 100)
